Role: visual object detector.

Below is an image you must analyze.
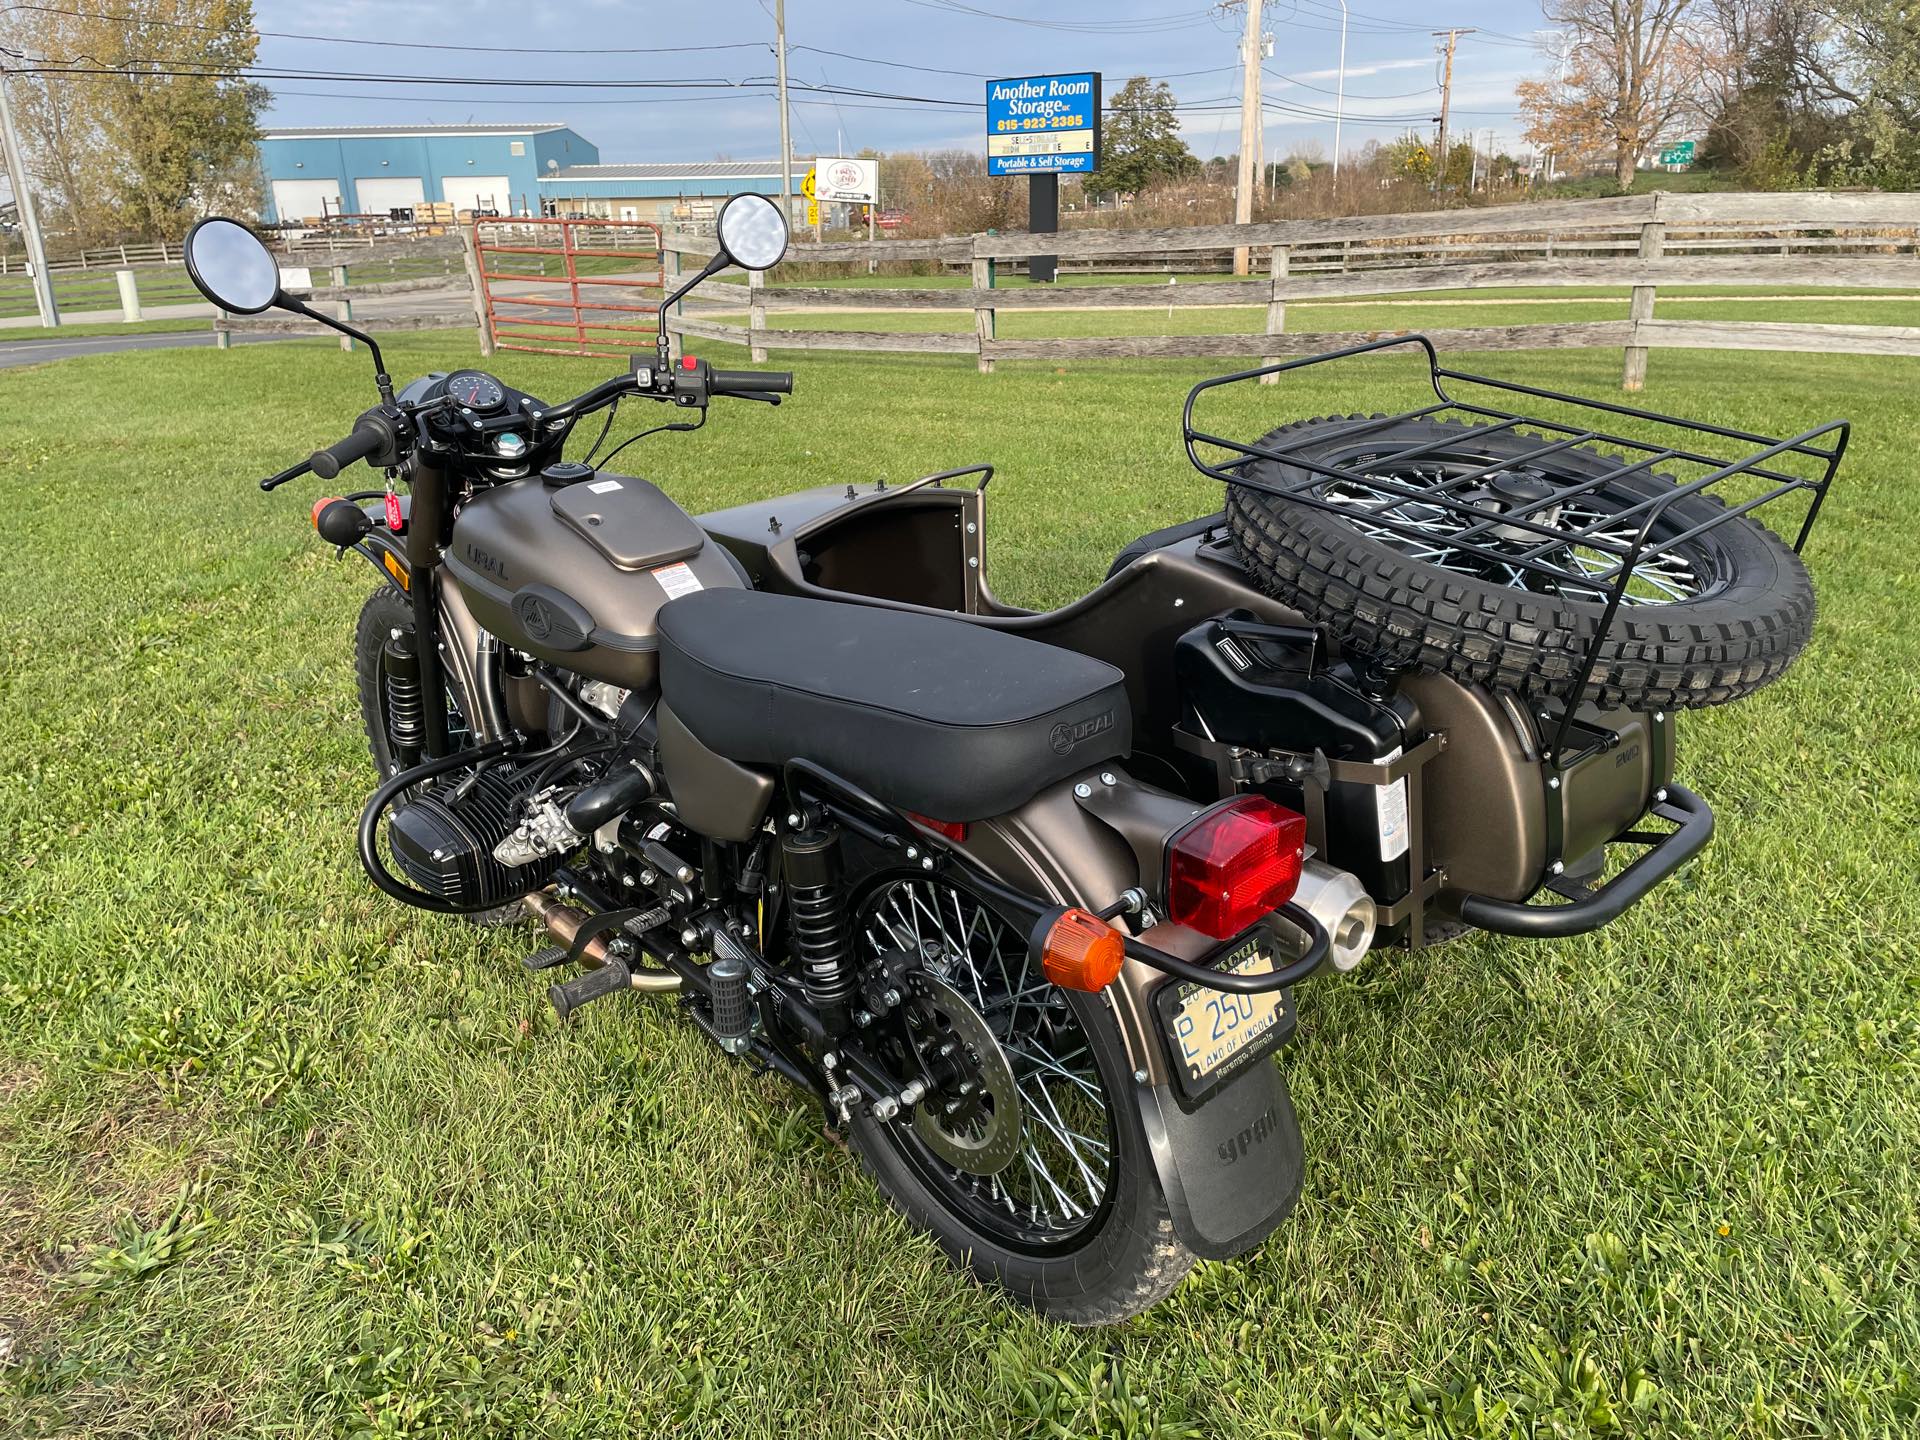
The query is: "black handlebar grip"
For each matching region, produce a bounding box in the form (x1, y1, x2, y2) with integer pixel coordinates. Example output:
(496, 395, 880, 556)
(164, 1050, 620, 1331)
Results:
(309, 424, 386, 480)
(709, 368, 793, 397)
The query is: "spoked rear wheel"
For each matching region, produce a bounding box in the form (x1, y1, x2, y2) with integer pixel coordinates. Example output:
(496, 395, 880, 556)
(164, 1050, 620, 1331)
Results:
(1226, 416, 1818, 710)
(842, 873, 1194, 1324)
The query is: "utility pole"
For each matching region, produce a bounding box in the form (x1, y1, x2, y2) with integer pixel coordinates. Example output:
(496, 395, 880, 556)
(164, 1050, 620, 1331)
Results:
(0, 64, 58, 328)
(1430, 28, 1472, 194)
(1232, 0, 1263, 274)
(1332, 0, 1348, 189)
(775, 0, 794, 226)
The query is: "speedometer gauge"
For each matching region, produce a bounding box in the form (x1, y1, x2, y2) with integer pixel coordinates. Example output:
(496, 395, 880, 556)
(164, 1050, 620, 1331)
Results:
(447, 371, 505, 412)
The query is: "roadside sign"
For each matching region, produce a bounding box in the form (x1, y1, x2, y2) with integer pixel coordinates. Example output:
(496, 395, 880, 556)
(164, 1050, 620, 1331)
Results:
(1658, 140, 1695, 165)
(986, 72, 1101, 176)
(806, 200, 819, 227)
(817, 157, 878, 204)
(801, 167, 817, 199)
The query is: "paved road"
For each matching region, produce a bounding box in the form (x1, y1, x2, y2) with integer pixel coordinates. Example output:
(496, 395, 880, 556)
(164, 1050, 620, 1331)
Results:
(0, 328, 301, 370)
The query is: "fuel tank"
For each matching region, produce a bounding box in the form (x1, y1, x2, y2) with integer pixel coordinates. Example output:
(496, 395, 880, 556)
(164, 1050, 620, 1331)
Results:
(444, 469, 744, 689)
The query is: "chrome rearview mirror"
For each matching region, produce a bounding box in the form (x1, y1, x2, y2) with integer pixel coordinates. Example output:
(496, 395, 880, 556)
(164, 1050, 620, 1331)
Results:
(715, 193, 789, 271)
(184, 217, 283, 314)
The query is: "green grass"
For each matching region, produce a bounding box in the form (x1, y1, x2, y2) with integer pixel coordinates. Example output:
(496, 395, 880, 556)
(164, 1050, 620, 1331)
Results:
(718, 293, 1920, 339)
(0, 264, 204, 322)
(1, 330, 1916, 1437)
(0, 316, 216, 341)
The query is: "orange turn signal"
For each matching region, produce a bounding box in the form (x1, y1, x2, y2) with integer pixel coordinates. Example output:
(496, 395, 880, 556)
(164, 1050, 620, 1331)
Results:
(1039, 907, 1126, 993)
(312, 495, 345, 532)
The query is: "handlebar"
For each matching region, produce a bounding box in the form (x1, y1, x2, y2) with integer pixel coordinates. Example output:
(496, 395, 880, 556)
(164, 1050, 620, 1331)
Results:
(310, 423, 388, 480)
(710, 368, 793, 398)
(259, 360, 796, 493)
(261, 457, 315, 492)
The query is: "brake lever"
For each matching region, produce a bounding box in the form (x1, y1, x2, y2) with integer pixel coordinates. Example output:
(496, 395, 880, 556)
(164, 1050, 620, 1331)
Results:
(731, 391, 782, 406)
(260, 457, 315, 492)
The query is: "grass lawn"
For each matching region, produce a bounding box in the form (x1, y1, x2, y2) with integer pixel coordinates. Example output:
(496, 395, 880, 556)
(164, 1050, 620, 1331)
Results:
(0, 317, 216, 342)
(0, 265, 204, 322)
(717, 293, 1920, 340)
(1, 330, 1915, 1438)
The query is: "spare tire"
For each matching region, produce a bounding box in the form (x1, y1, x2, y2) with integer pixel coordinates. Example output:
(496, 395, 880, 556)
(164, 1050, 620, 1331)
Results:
(1225, 415, 1816, 710)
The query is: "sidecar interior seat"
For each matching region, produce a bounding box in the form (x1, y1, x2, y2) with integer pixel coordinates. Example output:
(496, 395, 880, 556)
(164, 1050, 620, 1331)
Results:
(656, 589, 1131, 821)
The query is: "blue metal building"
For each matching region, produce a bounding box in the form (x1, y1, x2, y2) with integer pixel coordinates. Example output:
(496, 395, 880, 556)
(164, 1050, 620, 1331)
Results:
(537, 162, 811, 225)
(257, 123, 600, 223)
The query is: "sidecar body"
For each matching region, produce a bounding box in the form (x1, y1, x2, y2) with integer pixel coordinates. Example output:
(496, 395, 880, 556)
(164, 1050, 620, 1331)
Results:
(697, 471, 1710, 952)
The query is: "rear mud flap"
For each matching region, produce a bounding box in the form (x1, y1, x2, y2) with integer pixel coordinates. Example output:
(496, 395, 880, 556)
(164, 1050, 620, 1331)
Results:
(1136, 1060, 1303, 1261)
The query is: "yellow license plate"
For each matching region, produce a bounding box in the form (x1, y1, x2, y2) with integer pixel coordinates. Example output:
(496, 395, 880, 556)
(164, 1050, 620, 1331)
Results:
(1163, 943, 1284, 1082)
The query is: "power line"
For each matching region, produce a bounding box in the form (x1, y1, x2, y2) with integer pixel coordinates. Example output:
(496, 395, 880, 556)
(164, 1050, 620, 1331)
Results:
(0, 3, 771, 55)
(898, 0, 1222, 33)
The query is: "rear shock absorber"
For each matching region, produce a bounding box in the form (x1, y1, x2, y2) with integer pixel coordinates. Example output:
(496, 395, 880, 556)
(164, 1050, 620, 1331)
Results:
(382, 628, 425, 772)
(783, 828, 852, 1033)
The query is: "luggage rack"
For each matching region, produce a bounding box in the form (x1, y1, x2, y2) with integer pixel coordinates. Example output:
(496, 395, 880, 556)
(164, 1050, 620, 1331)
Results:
(1181, 334, 1849, 767)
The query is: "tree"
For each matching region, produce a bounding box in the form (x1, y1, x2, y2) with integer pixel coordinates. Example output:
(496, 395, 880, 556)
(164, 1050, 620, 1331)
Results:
(1517, 0, 1706, 190)
(1089, 77, 1197, 196)
(1, 0, 265, 241)
(1383, 134, 1434, 182)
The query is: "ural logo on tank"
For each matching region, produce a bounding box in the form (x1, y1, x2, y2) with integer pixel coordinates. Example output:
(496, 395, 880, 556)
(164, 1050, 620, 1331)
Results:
(1049, 709, 1115, 755)
(465, 541, 510, 583)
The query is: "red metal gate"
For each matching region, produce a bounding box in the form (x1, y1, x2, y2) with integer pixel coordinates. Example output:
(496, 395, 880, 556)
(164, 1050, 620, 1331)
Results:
(472, 216, 665, 358)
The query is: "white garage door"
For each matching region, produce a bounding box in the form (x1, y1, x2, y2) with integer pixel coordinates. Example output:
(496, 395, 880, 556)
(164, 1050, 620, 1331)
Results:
(442, 176, 512, 216)
(354, 175, 426, 215)
(270, 178, 343, 223)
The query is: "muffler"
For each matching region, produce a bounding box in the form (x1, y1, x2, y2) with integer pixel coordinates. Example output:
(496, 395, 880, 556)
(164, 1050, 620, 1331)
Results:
(522, 891, 682, 993)
(1291, 860, 1377, 971)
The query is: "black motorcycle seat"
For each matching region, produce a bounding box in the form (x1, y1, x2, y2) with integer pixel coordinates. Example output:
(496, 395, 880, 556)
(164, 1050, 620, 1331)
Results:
(656, 589, 1131, 822)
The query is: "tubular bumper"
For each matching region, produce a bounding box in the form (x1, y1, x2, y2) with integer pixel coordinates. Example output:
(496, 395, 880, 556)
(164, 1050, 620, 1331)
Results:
(1456, 783, 1713, 938)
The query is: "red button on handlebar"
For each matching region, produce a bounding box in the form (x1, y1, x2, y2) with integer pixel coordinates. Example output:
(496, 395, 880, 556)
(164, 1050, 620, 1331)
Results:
(681, 354, 697, 370)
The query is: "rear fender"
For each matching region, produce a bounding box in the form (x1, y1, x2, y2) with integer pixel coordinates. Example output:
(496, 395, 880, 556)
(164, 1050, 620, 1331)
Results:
(960, 768, 1306, 1262)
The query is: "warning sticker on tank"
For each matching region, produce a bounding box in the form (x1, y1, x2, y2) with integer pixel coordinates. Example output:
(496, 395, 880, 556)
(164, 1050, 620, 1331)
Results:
(588, 479, 623, 494)
(651, 561, 703, 599)
(1375, 746, 1410, 861)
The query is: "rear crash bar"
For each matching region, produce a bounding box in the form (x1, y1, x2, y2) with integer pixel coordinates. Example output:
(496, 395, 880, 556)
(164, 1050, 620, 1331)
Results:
(784, 758, 1331, 995)
(1455, 783, 1713, 938)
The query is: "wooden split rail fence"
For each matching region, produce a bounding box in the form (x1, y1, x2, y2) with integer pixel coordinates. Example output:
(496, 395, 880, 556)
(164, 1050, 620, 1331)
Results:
(649, 190, 1920, 390)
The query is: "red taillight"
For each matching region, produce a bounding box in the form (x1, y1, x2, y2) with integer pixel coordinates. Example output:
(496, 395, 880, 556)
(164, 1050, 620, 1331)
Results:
(1165, 796, 1307, 940)
(905, 811, 969, 843)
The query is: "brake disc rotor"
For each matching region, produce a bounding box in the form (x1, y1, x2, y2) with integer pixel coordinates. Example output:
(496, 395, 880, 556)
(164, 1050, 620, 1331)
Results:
(902, 970, 1022, 1176)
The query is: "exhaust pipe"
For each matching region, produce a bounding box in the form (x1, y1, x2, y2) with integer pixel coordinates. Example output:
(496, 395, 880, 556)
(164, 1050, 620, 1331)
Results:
(522, 892, 682, 993)
(1292, 860, 1377, 972)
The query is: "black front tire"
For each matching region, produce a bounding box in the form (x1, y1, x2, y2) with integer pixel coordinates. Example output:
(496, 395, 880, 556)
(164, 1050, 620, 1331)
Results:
(353, 586, 524, 928)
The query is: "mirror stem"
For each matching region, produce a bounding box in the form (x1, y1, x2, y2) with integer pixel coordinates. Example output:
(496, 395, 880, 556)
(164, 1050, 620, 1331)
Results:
(656, 252, 729, 372)
(280, 294, 394, 402)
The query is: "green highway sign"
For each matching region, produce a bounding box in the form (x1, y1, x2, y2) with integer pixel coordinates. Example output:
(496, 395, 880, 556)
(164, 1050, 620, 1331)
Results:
(1658, 140, 1696, 165)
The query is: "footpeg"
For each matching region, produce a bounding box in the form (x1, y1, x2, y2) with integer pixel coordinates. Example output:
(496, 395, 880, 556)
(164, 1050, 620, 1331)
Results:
(709, 954, 751, 1054)
(522, 945, 571, 972)
(548, 958, 631, 1021)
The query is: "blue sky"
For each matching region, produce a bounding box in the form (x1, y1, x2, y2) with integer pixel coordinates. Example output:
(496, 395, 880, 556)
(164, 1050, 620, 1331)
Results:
(254, 0, 1550, 163)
